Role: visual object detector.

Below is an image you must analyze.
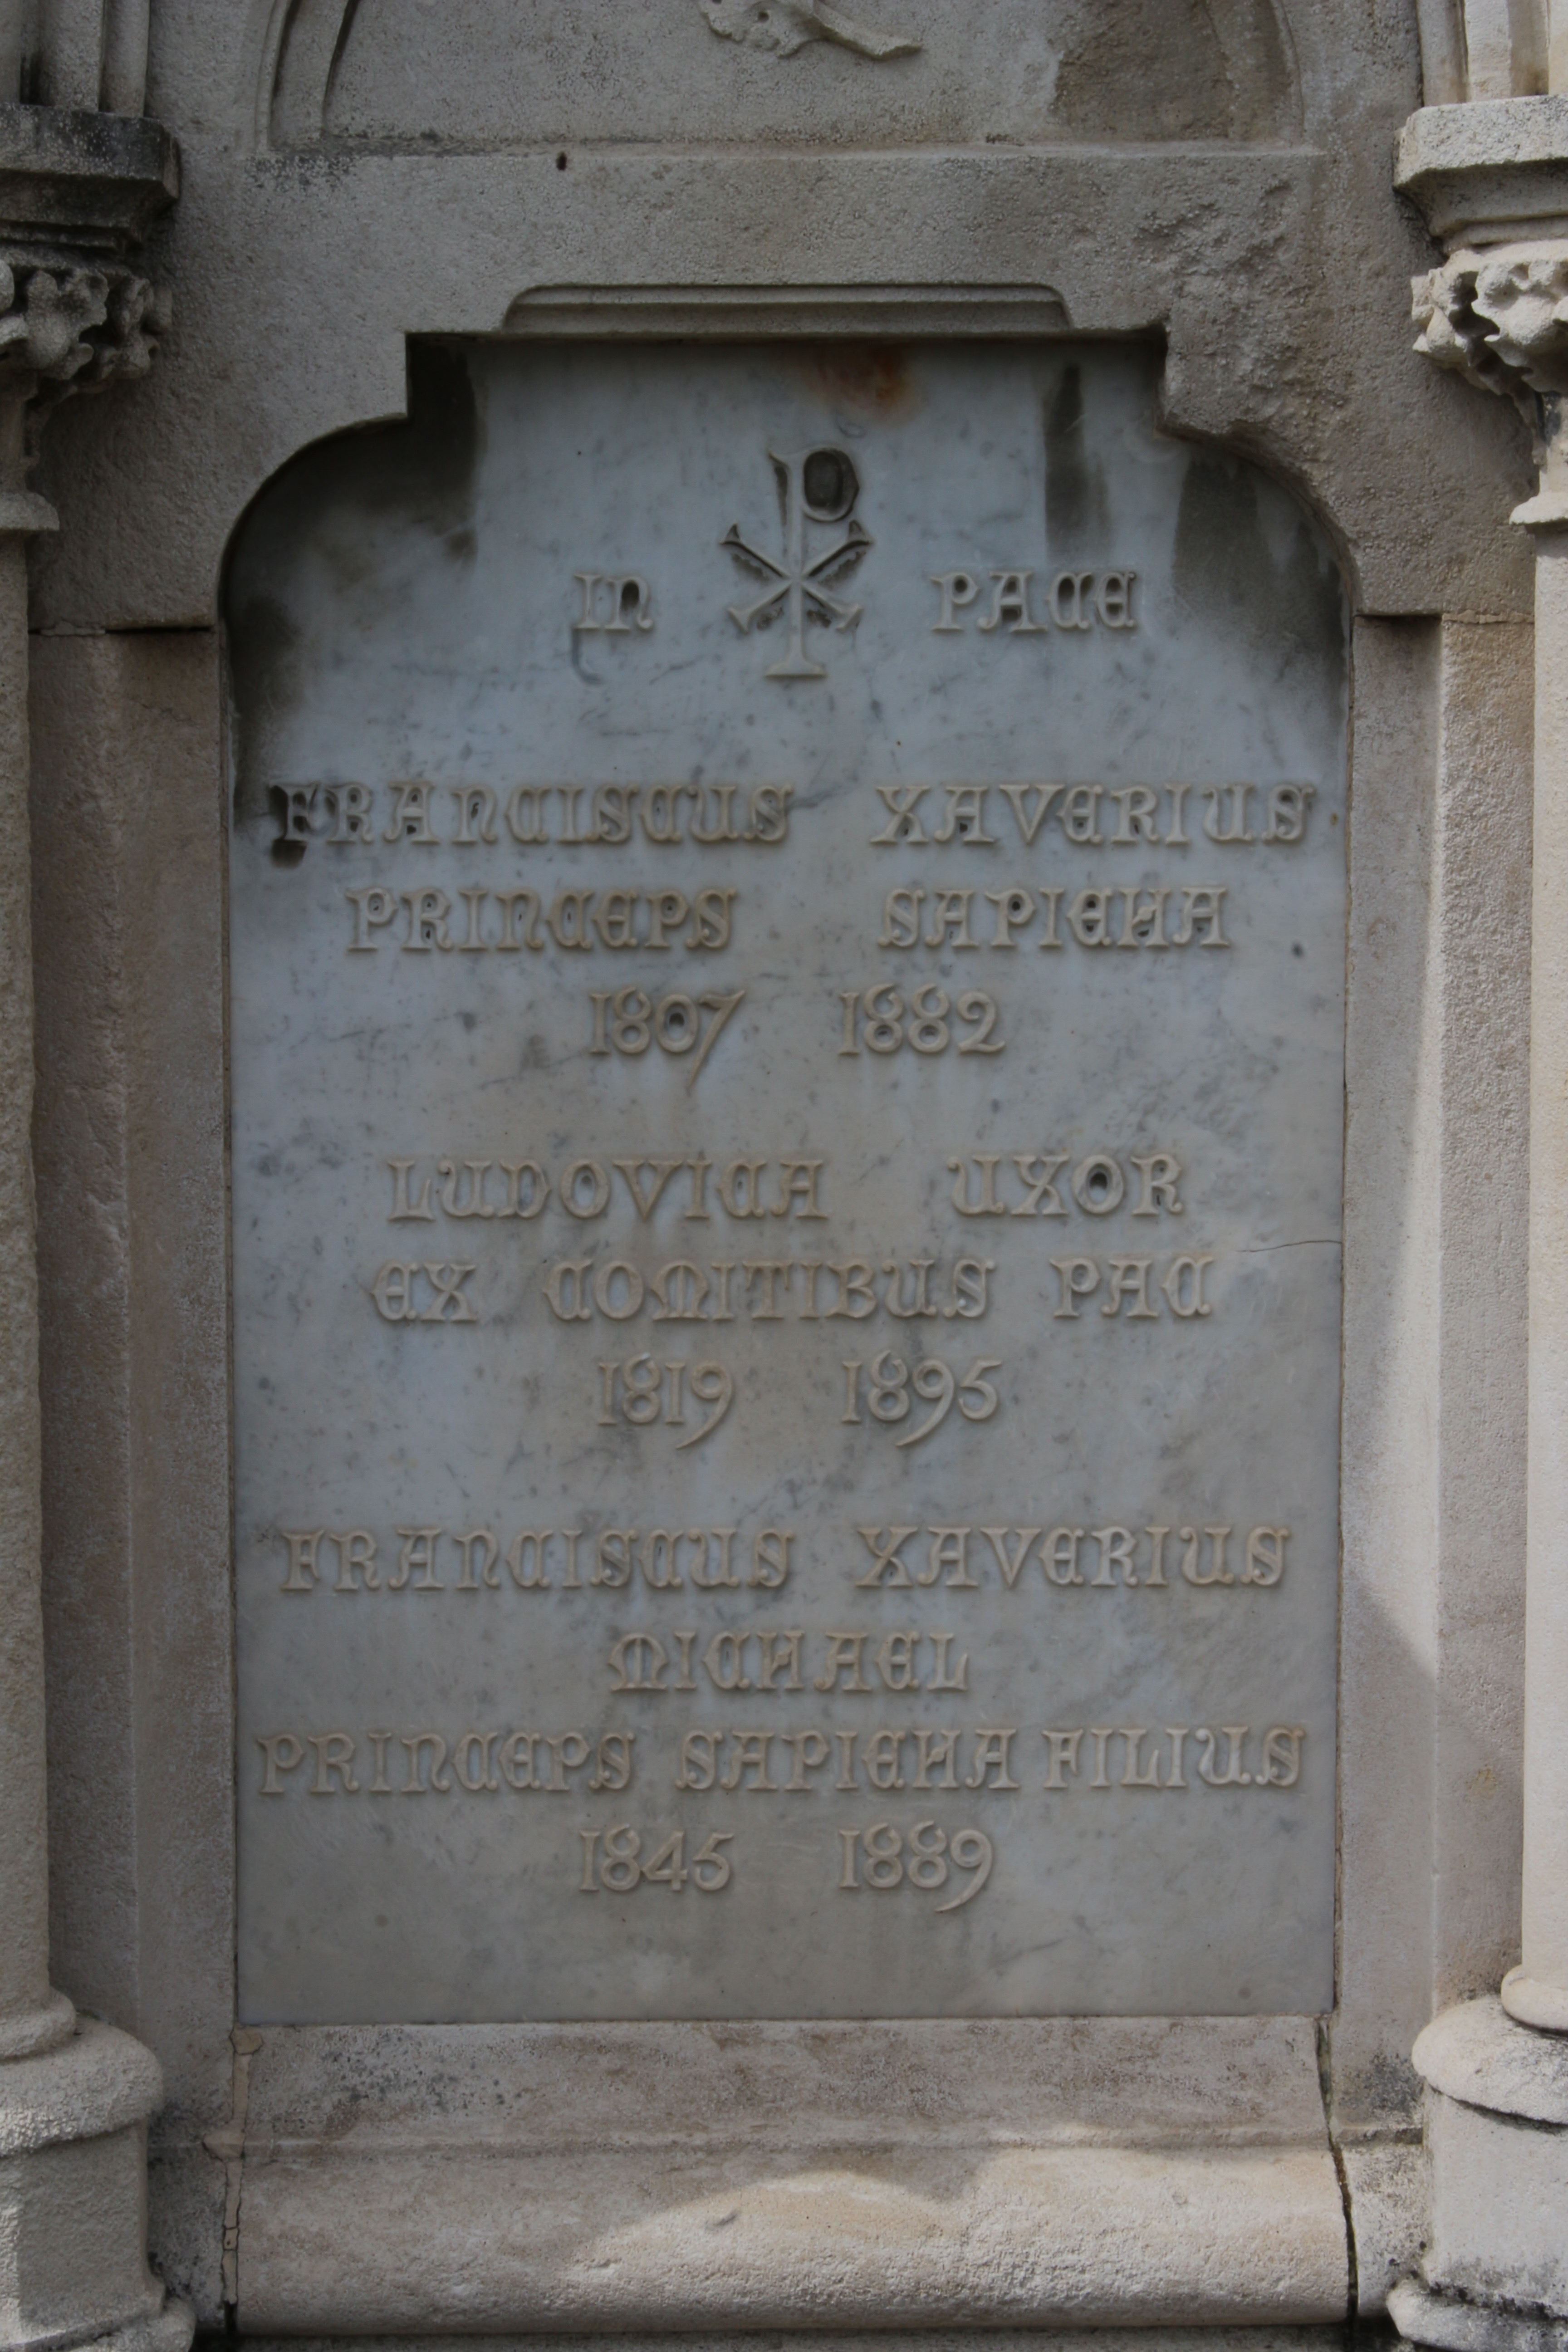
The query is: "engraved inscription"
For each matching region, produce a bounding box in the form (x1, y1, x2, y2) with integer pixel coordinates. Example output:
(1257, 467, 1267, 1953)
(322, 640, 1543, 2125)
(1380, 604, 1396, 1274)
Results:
(228, 341, 1345, 2023)
(929, 570, 1138, 636)
(573, 573, 655, 635)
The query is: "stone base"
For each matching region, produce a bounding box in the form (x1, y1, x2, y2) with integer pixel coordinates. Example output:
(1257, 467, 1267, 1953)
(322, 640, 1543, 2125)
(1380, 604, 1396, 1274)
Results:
(1392, 2280, 1568, 2352)
(1393, 1998, 1568, 2350)
(79, 2308, 193, 2352)
(225, 2018, 1352, 2333)
(0, 2016, 192, 2352)
(1501, 1967, 1568, 2033)
(231, 2337, 1353, 2352)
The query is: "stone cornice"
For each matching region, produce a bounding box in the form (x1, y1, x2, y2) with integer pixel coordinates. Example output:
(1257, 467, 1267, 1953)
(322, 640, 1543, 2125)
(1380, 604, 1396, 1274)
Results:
(1397, 95, 1568, 247)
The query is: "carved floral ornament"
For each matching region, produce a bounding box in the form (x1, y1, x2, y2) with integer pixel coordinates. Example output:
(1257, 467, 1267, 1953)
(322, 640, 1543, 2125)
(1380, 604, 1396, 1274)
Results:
(700, 0, 920, 59)
(1413, 243, 1568, 423)
(0, 257, 169, 386)
(0, 255, 170, 451)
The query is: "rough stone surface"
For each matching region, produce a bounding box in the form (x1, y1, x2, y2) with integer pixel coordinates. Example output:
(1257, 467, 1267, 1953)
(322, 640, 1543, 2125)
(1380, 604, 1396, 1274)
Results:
(239, 2014, 1334, 2146)
(1517, 521, 1568, 2020)
(30, 629, 233, 2324)
(234, 2338, 1350, 2352)
(10, 0, 1551, 2336)
(1393, 2278, 1568, 2352)
(230, 2017, 1347, 2329)
(0, 445, 55, 2060)
(25, 0, 1538, 628)
(1334, 613, 1531, 2141)
(0, 2123, 168, 2349)
(1415, 1992, 1568, 2124)
(1397, 95, 1568, 240)
(1420, 2081, 1568, 2316)
(238, 2145, 1348, 2333)
(0, 104, 177, 249)
(1340, 2136, 1427, 2314)
(282, 0, 1297, 149)
(0, 2016, 162, 2156)
(1387, 83, 1568, 2352)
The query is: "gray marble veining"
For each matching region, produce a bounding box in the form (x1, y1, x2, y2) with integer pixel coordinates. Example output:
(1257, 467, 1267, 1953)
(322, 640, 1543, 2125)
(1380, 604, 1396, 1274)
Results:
(226, 342, 1346, 2023)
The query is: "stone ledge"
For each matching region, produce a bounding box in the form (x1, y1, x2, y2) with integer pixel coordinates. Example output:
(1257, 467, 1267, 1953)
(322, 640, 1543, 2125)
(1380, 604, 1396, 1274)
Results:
(236, 2144, 1350, 2333)
(226, 2019, 1347, 2332)
(0, 106, 177, 252)
(226, 2335, 1355, 2352)
(239, 2014, 1333, 2151)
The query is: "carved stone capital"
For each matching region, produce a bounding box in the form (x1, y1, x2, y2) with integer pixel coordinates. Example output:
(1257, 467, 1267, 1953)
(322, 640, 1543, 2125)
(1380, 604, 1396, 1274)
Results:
(0, 252, 168, 386)
(1413, 240, 1568, 457)
(0, 108, 180, 464)
(0, 250, 170, 453)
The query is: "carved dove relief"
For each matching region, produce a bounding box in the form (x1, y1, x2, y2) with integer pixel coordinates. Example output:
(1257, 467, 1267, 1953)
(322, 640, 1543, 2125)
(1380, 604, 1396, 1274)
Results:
(700, 0, 921, 60)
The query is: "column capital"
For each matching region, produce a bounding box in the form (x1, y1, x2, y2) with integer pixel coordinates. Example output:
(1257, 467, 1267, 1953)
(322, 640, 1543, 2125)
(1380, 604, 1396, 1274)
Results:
(1413, 241, 1568, 520)
(0, 104, 180, 468)
(1414, 241, 1568, 411)
(0, 248, 171, 457)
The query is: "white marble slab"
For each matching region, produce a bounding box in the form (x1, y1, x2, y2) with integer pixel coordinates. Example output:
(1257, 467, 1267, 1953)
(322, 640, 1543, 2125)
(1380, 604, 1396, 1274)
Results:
(226, 342, 1346, 2023)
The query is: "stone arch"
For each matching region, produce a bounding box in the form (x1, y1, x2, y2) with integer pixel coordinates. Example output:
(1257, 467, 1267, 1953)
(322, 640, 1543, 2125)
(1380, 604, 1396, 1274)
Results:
(269, 0, 1301, 153)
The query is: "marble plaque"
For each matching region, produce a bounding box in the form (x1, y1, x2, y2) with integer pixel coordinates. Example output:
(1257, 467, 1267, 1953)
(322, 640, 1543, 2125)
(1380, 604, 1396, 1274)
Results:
(227, 341, 1346, 2023)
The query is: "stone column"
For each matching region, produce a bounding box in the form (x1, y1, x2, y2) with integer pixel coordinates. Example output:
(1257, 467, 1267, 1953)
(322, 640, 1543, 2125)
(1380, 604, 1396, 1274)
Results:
(0, 188, 191, 2352)
(1512, 359, 1568, 2038)
(0, 383, 70, 2070)
(1414, 246, 1568, 2039)
(1391, 198, 1568, 2352)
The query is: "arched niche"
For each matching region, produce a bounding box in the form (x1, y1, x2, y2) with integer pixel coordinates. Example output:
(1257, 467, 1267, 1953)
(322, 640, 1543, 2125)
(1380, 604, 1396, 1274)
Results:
(270, 0, 1300, 152)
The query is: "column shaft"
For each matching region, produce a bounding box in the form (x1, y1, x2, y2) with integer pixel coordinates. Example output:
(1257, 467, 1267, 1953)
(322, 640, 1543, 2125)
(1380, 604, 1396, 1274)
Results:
(0, 521, 47, 2034)
(0, 387, 69, 2058)
(1519, 522, 1568, 2011)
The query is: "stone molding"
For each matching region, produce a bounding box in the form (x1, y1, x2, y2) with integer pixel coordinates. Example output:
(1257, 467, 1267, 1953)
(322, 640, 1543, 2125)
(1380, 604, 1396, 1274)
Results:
(0, 105, 180, 461)
(1398, 97, 1568, 245)
(1394, 123, 1568, 2335)
(1398, 2001, 1568, 2344)
(0, 83, 187, 2352)
(0, 2027, 191, 2349)
(1501, 1963, 1568, 2029)
(1392, 2276, 1568, 2352)
(503, 282, 1072, 339)
(0, 106, 177, 253)
(0, 1984, 74, 2062)
(0, 2017, 165, 2157)
(1413, 1993, 1568, 2126)
(220, 2015, 1350, 2331)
